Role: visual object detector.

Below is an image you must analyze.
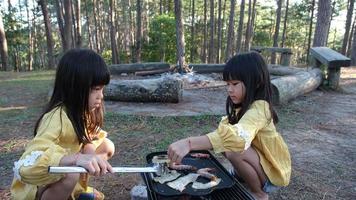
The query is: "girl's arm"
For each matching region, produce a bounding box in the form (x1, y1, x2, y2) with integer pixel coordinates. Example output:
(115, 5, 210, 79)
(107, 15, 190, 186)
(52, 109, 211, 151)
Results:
(168, 135, 212, 164)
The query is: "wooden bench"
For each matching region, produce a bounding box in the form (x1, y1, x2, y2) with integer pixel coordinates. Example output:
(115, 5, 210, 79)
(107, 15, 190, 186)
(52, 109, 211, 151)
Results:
(251, 46, 292, 66)
(310, 47, 351, 89)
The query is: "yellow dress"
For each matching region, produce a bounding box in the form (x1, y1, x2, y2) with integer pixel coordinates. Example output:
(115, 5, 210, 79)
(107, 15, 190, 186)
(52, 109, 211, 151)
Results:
(10, 106, 107, 200)
(207, 100, 291, 186)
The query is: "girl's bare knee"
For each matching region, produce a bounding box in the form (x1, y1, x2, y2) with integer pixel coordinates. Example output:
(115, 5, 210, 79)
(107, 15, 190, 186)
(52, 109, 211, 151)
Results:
(96, 138, 115, 159)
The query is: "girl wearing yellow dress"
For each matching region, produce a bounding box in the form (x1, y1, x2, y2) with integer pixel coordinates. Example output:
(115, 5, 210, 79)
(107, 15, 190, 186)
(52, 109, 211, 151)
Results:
(168, 52, 291, 200)
(11, 49, 115, 200)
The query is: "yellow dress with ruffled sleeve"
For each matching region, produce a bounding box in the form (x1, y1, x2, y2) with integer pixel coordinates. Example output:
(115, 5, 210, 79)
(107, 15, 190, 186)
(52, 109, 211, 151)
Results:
(207, 100, 291, 186)
(10, 106, 107, 200)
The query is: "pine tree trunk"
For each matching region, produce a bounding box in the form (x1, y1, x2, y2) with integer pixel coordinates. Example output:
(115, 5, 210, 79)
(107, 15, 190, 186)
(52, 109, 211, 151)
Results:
(190, 0, 195, 63)
(110, 0, 119, 64)
(38, 0, 55, 69)
(341, 0, 355, 55)
(135, 0, 142, 62)
(203, 0, 208, 63)
(271, 0, 283, 64)
(236, 0, 245, 54)
(313, 0, 331, 47)
(351, 22, 356, 65)
(174, 0, 187, 72)
(281, 0, 289, 48)
(347, 16, 356, 56)
(208, 0, 215, 63)
(93, 0, 100, 52)
(26, 0, 33, 71)
(0, 13, 8, 71)
(84, 1, 93, 49)
(63, 0, 73, 51)
(307, 0, 315, 61)
(244, 0, 252, 51)
(55, 0, 66, 50)
(216, 0, 222, 63)
(225, 0, 236, 60)
(75, 0, 82, 48)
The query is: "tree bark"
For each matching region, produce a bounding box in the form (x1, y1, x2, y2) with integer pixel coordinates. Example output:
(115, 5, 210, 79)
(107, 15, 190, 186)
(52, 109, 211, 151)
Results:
(63, 0, 73, 51)
(216, 0, 222, 63)
(208, 0, 215, 63)
(202, 0, 208, 63)
(312, 0, 331, 47)
(271, 68, 322, 104)
(75, 0, 82, 48)
(135, 0, 142, 62)
(271, 0, 283, 64)
(26, 0, 33, 71)
(104, 77, 183, 103)
(0, 13, 9, 71)
(190, 0, 195, 63)
(341, 0, 355, 55)
(351, 21, 356, 65)
(93, 0, 100, 52)
(306, 0, 315, 61)
(281, 0, 289, 48)
(236, 0, 245, 54)
(38, 0, 55, 69)
(84, 1, 93, 49)
(110, 0, 119, 64)
(55, 0, 66, 50)
(225, 0, 236, 60)
(174, 0, 188, 72)
(244, 0, 252, 51)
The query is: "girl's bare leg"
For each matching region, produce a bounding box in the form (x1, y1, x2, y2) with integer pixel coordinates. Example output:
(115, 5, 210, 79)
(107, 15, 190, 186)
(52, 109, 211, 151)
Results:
(40, 173, 80, 200)
(95, 138, 115, 160)
(225, 147, 268, 200)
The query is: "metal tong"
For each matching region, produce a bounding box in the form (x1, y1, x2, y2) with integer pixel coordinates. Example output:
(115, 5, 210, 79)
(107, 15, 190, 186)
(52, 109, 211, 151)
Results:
(48, 162, 168, 176)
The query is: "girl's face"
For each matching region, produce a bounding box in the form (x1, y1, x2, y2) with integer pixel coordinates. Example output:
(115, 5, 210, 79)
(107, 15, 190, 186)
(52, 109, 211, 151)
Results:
(89, 85, 105, 111)
(226, 80, 246, 104)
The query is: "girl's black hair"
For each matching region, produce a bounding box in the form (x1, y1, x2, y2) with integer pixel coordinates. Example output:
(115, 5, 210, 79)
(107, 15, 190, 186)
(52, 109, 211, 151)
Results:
(34, 49, 110, 144)
(223, 51, 278, 124)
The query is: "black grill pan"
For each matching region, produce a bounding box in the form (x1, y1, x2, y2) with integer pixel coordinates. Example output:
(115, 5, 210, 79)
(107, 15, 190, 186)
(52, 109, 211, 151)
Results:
(144, 150, 235, 197)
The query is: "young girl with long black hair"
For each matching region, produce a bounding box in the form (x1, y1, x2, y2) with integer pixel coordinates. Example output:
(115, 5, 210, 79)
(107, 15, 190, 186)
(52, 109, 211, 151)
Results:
(168, 52, 291, 200)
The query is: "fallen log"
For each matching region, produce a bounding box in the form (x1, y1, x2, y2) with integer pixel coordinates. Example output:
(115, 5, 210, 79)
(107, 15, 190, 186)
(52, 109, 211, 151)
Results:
(271, 68, 322, 104)
(135, 67, 174, 76)
(188, 64, 225, 73)
(104, 77, 183, 103)
(110, 62, 170, 75)
(268, 64, 305, 76)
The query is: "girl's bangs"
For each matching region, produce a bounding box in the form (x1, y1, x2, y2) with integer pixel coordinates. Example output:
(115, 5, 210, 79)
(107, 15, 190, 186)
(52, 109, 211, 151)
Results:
(92, 64, 110, 86)
(223, 63, 242, 81)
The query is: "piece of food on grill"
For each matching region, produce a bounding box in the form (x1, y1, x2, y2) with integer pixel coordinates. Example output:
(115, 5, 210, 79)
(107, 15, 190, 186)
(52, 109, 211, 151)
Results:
(190, 153, 210, 158)
(169, 162, 197, 171)
(192, 177, 221, 190)
(191, 167, 221, 190)
(152, 170, 181, 184)
(152, 155, 170, 164)
(167, 173, 200, 192)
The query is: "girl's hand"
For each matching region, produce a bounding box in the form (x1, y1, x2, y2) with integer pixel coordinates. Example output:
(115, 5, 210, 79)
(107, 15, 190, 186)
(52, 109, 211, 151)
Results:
(167, 138, 191, 164)
(76, 154, 113, 176)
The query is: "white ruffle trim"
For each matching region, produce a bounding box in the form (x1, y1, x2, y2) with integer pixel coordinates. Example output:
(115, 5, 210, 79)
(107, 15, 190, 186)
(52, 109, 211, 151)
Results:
(13, 151, 44, 181)
(233, 124, 252, 150)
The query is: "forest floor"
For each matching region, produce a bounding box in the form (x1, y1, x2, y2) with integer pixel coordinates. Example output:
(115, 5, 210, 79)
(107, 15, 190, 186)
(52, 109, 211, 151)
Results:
(0, 68, 355, 200)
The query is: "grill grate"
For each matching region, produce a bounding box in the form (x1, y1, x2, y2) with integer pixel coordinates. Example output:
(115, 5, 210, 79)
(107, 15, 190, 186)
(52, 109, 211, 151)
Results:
(142, 173, 255, 200)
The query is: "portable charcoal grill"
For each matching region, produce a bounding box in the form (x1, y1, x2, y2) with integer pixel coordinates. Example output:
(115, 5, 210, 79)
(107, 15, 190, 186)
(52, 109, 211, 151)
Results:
(142, 150, 255, 200)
